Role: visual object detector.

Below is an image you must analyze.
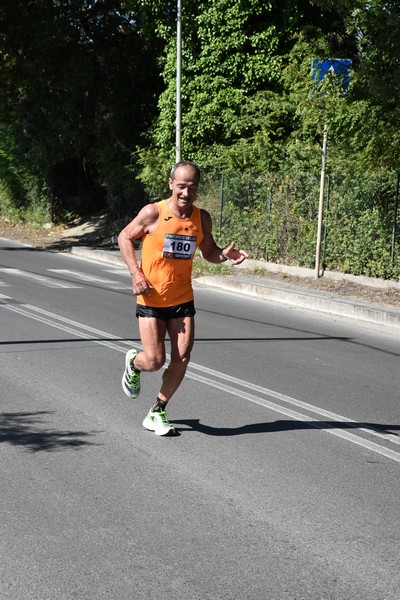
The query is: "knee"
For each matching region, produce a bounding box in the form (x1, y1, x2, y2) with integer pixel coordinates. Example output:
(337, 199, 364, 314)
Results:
(145, 352, 165, 372)
(181, 351, 191, 367)
(171, 351, 191, 371)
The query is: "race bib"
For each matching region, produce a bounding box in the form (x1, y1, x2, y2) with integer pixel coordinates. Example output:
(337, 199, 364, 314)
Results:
(162, 233, 196, 259)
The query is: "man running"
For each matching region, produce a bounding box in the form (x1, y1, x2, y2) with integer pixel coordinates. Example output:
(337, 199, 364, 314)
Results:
(118, 161, 248, 435)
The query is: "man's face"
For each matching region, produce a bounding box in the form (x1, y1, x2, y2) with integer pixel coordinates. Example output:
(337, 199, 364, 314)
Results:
(169, 166, 199, 208)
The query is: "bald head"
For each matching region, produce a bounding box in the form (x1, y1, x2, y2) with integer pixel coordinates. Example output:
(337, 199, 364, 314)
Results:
(170, 161, 201, 184)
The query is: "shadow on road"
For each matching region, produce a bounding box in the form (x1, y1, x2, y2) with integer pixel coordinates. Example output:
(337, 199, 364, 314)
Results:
(173, 418, 400, 437)
(0, 411, 99, 452)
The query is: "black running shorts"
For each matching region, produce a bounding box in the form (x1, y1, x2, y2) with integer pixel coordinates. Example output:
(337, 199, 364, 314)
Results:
(136, 300, 196, 321)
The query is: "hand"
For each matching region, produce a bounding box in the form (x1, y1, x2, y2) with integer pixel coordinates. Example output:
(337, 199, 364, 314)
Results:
(132, 270, 152, 296)
(224, 242, 248, 265)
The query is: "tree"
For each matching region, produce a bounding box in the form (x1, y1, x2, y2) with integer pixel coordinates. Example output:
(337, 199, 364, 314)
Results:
(0, 0, 163, 219)
(136, 0, 361, 173)
(306, 0, 400, 171)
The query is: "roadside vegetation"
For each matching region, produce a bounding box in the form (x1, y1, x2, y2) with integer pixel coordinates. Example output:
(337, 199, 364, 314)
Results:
(0, 1, 399, 278)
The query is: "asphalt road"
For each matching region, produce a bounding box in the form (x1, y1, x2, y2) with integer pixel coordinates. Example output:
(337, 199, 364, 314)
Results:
(1, 238, 400, 600)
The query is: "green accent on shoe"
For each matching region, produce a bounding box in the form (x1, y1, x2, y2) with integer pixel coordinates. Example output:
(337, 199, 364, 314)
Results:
(142, 409, 176, 436)
(122, 349, 141, 398)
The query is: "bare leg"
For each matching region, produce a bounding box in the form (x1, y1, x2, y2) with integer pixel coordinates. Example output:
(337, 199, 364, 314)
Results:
(159, 316, 195, 403)
(134, 317, 167, 372)
(134, 315, 194, 405)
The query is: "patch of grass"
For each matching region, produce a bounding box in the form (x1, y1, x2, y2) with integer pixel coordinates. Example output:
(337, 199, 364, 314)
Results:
(252, 267, 268, 276)
(192, 256, 232, 276)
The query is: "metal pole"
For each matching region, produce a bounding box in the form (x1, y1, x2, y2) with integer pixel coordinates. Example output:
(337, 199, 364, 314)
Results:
(391, 172, 399, 264)
(175, 0, 182, 163)
(219, 173, 224, 229)
(321, 174, 330, 270)
(315, 123, 328, 278)
(266, 184, 272, 261)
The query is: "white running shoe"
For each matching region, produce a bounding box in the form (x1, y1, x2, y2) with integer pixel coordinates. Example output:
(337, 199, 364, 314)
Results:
(142, 410, 176, 436)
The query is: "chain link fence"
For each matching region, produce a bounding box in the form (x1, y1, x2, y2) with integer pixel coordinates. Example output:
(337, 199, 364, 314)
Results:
(196, 169, 400, 280)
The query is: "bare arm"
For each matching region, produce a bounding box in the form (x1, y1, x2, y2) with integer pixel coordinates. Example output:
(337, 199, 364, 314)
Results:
(199, 209, 248, 265)
(118, 203, 159, 295)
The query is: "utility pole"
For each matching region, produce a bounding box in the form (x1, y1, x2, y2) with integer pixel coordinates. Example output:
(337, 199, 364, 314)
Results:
(176, 0, 182, 163)
(311, 59, 351, 278)
(315, 123, 328, 278)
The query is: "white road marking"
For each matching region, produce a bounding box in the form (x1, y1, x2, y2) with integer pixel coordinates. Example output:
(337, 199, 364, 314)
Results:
(0, 294, 137, 353)
(48, 269, 131, 289)
(187, 362, 400, 446)
(103, 269, 131, 277)
(1, 293, 399, 463)
(0, 268, 81, 288)
(186, 370, 400, 463)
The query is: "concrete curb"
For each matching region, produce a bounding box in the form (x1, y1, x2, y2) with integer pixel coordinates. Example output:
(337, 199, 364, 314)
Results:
(70, 246, 126, 266)
(194, 275, 400, 330)
(235, 259, 400, 290)
(69, 246, 400, 330)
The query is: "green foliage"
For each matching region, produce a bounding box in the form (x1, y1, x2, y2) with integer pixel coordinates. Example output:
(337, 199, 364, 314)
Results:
(134, 148, 171, 201)
(0, 0, 163, 220)
(323, 172, 399, 278)
(196, 169, 399, 279)
(1, 0, 400, 279)
(213, 171, 320, 265)
(324, 208, 398, 278)
(149, 0, 294, 155)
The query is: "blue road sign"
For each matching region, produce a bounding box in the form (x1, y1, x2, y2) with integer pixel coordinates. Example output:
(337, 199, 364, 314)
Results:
(311, 58, 352, 92)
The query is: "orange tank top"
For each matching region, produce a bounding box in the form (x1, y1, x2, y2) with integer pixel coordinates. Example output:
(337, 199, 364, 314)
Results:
(136, 200, 204, 307)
